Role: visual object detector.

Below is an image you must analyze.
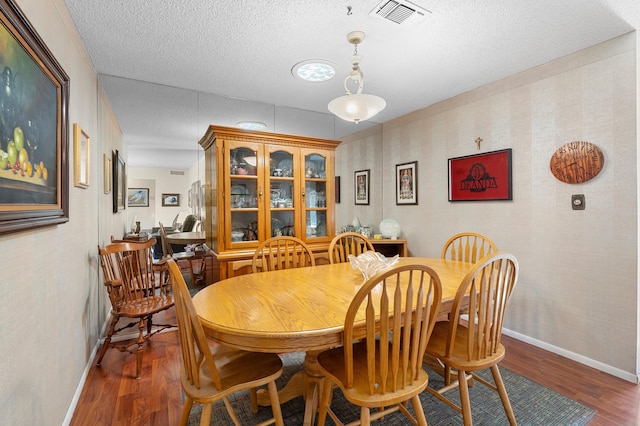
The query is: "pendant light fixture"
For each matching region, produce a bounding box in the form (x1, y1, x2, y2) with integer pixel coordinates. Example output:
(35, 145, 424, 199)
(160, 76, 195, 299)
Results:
(328, 31, 386, 124)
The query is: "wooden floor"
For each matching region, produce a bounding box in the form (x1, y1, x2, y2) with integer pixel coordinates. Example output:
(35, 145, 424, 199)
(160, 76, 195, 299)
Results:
(70, 307, 640, 425)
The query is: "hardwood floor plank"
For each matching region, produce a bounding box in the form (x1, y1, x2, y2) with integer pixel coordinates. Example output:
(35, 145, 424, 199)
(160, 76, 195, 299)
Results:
(71, 307, 639, 425)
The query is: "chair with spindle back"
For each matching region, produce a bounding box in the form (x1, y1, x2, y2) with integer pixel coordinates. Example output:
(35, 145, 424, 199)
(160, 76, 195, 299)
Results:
(165, 258, 284, 426)
(441, 232, 497, 264)
(328, 231, 375, 264)
(97, 238, 174, 379)
(252, 236, 315, 273)
(425, 252, 519, 426)
(316, 263, 443, 426)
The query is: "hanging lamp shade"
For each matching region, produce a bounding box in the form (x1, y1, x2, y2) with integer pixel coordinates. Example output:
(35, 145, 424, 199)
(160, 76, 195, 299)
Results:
(328, 31, 386, 124)
(328, 93, 386, 123)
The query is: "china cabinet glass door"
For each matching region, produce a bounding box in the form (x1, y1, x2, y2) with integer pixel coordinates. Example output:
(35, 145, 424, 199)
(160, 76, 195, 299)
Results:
(226, 142, 262, 246)
(302, 151, 329, 241)
(266, 147, 297, 238)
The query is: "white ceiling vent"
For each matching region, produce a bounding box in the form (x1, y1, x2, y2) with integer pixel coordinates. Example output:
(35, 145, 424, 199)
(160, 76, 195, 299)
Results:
(369, 0, 430, 25)
(170, 170, 185, 175)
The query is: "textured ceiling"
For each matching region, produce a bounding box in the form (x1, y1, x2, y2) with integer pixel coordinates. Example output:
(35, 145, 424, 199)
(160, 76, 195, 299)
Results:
(63, 0, 639, 170)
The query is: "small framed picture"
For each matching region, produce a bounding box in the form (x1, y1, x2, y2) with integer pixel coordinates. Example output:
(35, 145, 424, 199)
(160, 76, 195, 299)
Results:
(127, 188, 149, 207)
(73, 123, 90, 189)
(396, 161, 418, 205)
(354, 169, 370, 205)
(162, 193, 180, 207)
(103, 153, 112, 194)
(448, 149, 512, 201)
(113, 150, 126, 213)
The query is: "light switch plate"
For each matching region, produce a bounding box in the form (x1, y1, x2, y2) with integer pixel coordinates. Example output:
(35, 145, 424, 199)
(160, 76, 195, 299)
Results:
(571, 194, 585, 210)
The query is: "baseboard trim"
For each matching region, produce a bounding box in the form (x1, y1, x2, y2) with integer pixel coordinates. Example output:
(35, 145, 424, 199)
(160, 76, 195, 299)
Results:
(503, 328, 639, 384)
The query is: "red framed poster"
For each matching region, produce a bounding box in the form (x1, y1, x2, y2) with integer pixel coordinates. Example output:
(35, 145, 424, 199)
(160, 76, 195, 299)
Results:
(448, 149, 512, 201)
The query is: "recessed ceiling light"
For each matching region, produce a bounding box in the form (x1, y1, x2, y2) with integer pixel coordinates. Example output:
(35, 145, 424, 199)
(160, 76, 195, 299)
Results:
(292, 60, 336, 82)
(236, 121, 267, 130)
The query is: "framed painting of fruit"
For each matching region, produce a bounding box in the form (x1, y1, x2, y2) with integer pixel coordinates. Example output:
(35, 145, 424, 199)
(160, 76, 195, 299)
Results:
(0, 0, 70, 235)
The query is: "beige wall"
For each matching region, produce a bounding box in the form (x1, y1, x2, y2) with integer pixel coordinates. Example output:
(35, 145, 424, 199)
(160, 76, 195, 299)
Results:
(0, 1, 636, 425)
(337, 33, 638, 380)
(0, 0, 124, 424)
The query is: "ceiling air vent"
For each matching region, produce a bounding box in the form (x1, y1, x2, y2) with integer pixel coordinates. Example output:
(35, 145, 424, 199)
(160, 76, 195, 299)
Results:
(170, 170, 185, 176)
(369, 0, 430, 25)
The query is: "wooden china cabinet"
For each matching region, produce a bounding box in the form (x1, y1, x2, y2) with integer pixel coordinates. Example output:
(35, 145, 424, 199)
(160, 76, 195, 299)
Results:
(198, 125, 341, 279)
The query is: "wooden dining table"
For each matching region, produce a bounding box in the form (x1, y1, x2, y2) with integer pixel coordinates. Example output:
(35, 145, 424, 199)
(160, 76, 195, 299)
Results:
(192, 257, 474, 425)
(164, 231, 206, 245)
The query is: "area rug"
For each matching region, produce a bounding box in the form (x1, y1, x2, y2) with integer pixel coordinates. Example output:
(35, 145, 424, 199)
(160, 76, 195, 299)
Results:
(188, 352, 596, 425)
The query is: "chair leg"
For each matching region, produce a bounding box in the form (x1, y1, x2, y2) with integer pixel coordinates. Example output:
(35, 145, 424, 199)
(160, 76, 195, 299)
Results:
(135, 318, 145, 379)
(179, 397, 194, 426)
(360, 406, 371, 426)
(201, 402, 214, 426)
(267, 379, 284, 426)
(96, 315, 118, 365)
(317, 378, 333, 426)
(250, 388, 258, 413)
(491, 365, 517, 425)
(411, 395, 428, 426)
(146, 314, 153, 334)
(458, 371, 473, 426)
(222, 397, 241, 426)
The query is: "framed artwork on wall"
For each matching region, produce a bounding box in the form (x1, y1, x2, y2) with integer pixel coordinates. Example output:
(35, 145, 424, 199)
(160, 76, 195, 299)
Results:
(396, 161, 418, 205)
(354, 169, 370, 205)
(73, 123, 90, 188)
(112, 150, 126, 213)
(127, 188, 149, 207)
(0, 0, 70, 235)
(162, 193, 180, 207)
(448, 148, 513, 201)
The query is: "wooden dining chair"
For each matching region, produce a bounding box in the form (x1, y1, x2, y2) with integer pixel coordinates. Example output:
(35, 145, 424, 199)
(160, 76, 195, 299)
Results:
(252, 236, 315, 273)
(159, 222, 205, 286)
(165, 259, 285, 426)
(316, 263, 443, 426)
(424, 252, 519, 426)
(110, 235, 170, 286)
(328, 232, 375, 264)
(96, 238, 175, 379)
(441, 232, 497, 264)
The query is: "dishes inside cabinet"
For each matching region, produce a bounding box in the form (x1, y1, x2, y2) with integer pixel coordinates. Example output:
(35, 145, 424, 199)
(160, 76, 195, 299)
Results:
(231, 185, 249, 195)
(271, 218, 282, 237)
(277, 158, 293, 176)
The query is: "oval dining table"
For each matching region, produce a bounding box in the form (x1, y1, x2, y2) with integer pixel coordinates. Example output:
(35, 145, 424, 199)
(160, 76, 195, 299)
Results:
(192, 257, 474, 425)
(164, 231, 206, 245)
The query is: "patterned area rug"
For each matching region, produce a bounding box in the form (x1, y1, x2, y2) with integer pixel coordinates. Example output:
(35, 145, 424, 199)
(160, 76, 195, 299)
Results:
(188, 352, 596, 425)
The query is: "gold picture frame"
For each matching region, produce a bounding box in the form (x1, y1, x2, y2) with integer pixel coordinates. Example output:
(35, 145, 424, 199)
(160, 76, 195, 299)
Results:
(73, 123, 89, 188)
(103, 153, 111, 194)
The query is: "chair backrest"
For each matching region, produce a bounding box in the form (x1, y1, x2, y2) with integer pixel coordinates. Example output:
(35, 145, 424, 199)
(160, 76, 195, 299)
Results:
(172, 211, 190, 230)
(181, 215, 197, 232)
(328, 232, 375, 264)
(441, 232, 497, 264)
(446, 252, 519, 361)
(97, 238, 161, 310)
(343, 264, 442, 393)
(166, 259, 224, 391)
(158, 222, 174, 257)
(252, 236, 315, 273)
